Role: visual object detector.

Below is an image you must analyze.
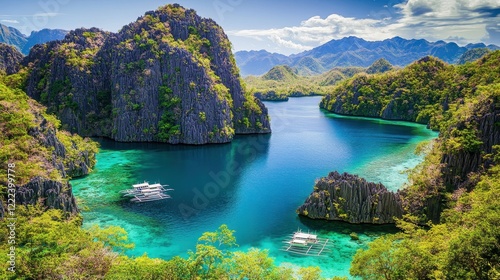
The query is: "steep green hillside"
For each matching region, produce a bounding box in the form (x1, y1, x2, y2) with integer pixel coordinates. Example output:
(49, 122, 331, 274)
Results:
(262, 65, 297, 81)
(350, 83, 500, 279)
(0, 69, 98, 217)
(365, 58, 393, 74)
(245, 60, 388, 101)
(458, 47, 491, 64)
(307, 51, 500, 278)
(321, 51, 500, 129)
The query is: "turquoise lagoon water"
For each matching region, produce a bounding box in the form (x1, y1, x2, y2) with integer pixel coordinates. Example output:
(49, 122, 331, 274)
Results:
(71, 96, 438, 278)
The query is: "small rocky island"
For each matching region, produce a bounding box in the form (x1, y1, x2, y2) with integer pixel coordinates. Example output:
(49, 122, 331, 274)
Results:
(297, 171, 403, 224)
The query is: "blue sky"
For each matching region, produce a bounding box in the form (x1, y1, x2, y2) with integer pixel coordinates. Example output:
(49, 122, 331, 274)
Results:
(1, 0, 499, 55)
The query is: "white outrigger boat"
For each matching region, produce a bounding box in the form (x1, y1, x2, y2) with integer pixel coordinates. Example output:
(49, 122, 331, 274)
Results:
(281, 229, 333, 256)
(120, 182, 173, 202)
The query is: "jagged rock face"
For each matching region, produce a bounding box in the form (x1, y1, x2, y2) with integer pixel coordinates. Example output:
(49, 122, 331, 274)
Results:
(16, 177, 78, 214)
(23, 4, 270, 144)
(297, 171, 404, 224)
(0, 79, 97, 218)
(28, 110, 95, 178)
(0, 43, 23, 74)
(25, 28, 112, 136)
(441, 99, 500, 190)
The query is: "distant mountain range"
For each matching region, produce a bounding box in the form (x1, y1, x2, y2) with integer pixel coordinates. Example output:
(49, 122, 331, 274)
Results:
(235, 36, 499, 76)
(0, 23, 68, 55)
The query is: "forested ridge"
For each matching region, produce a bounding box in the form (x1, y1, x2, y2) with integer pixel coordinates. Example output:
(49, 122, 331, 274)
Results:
(245, 59, 392, 101)
(323, 51, 500, 279)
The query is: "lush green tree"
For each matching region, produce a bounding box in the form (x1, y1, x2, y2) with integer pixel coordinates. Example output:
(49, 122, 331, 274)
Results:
(350, 235, 399, 279)
(228, 248, 276, 279)
(0, 206, 132, 279)
(351, 153, 500, 279)
(188, 224, 237, 278)
(298, 266, 324, 280)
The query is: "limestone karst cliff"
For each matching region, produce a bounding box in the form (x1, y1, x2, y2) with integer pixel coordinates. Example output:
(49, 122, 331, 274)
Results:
(0, 77, 97, 218)
(297, 172, 403, 224)
(23, 4, 270, 145)
(16, 177, 78, 215)
(440, 87, 500, 190)
(0, 43, 23, 74)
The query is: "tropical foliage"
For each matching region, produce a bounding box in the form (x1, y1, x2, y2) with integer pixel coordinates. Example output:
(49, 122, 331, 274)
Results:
(0, 67, 323, 280)
(321, 51, 500, 130)
(349, 53, 500, 279)
(351, 161, 500, 279)
(0, 71, 98, 185)
(245, 65, 367, 100)
(0, 215, 326, 279)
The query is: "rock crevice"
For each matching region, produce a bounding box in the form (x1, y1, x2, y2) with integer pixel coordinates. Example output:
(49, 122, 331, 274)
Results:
(297, 171, 403, 224)
(16, 177, 78, 214)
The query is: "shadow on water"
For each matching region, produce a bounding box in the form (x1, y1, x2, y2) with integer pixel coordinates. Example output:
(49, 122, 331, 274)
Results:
(297, 215, 399, 236)
(94, 134, 272, 225)
(321, 109, 436, 138)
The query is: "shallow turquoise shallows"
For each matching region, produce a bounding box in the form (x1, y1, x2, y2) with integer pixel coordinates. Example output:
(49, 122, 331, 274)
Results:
(71, 96, 438, 278)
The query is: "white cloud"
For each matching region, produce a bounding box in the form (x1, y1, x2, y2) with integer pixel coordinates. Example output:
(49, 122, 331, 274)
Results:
(229, 0, 500, 54)
(1, 19, 19, 24)
(393, 0, 500, 43)
(229, 14, 396, 52)
(33, 12, 61, 17)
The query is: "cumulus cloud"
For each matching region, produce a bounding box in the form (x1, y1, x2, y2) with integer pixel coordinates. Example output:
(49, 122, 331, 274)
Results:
(229, 14, 396, 52)
(394, 0, 500, 43)
(229, 0, 500, 53)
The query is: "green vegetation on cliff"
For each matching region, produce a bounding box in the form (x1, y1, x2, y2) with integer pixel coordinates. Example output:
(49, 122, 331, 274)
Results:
(321, 51, 500, 129)
(365, 58, 393, 74)
(458, 48, 491, 64)
(345, 55, 500, 278)
(0, 71, 98, 185)
(295, 51, 499, 278)
(0, 43, 23, 75)
(0, 65, 322, 279)
(351, 154, 500, 279)
(24, 4, 270, 145)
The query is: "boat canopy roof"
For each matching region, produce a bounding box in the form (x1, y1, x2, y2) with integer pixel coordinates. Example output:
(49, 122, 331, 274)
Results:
(141, 188, 162, 193)
(291, 239, 307, 244)
(133, 182, 149, 188)
(294, 232, 317, 240)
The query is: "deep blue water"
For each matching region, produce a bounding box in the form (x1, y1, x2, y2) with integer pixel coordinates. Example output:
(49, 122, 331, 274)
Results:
(72, 96, 437, 277)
